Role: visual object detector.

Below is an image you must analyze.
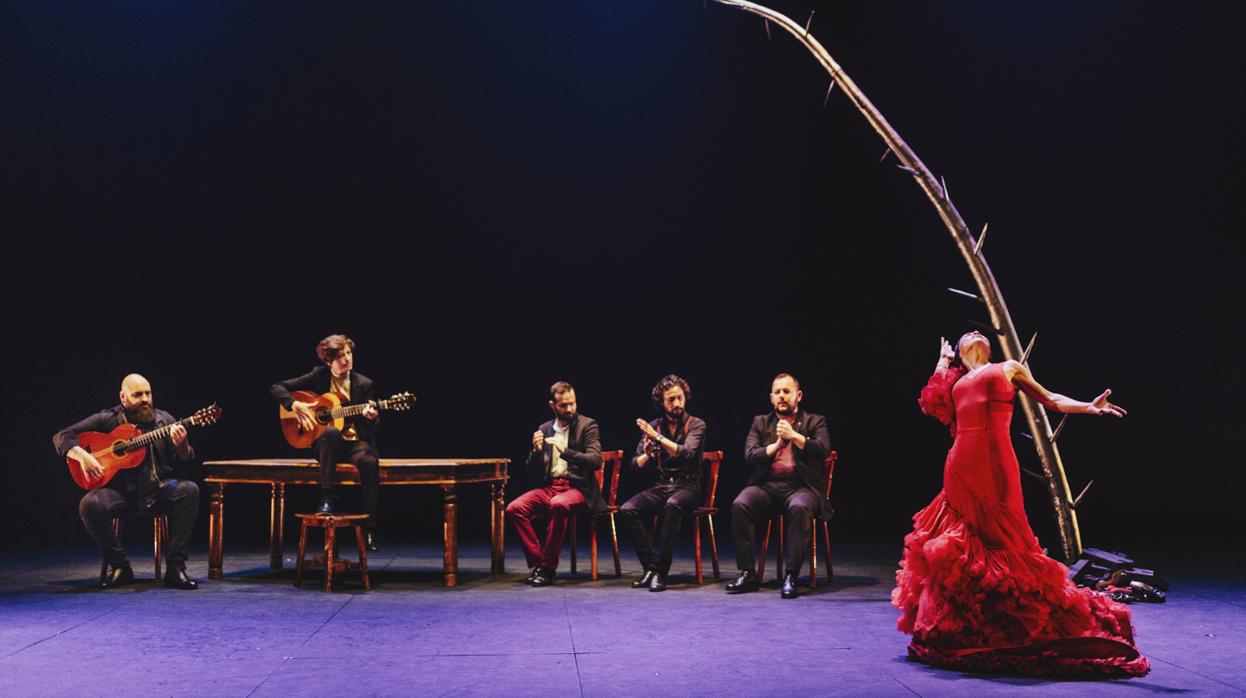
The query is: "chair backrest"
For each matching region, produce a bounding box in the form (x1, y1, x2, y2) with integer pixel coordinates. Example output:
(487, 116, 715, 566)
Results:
(823, 450, 838, 499)
(701, 450, 724, 508)
(599, 450, 624, 507)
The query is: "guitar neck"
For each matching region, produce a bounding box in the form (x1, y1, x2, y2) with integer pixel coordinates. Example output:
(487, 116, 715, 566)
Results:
(128, 416, 195, 448)
(90, 416, 194, 458)
(331, 400, 394, 419)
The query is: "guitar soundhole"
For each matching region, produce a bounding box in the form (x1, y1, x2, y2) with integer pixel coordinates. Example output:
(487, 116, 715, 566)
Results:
(113, 443, 128, 456)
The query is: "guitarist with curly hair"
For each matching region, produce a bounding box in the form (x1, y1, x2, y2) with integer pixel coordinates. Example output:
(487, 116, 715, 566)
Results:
(271, 334, 382, 552)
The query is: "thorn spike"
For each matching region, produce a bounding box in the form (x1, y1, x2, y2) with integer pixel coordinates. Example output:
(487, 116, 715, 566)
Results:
(1050, 413, 1069, 443)
(946, 287, 983, 303)
(941, 175, 950, 202)
(1072, 479, 1095, 509)
(973, 222, 989, 255)
(1021, 467, 1046, 483)
(822, 80, 836, 108)
(804, 10, 815, 35)
(764, 18, 772, 40)
(878, 149, 892, 164)
(1021, 332, 1038, 364)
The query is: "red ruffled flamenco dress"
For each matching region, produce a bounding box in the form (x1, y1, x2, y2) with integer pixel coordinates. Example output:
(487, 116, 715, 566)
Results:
(892, 363, 1148, 677)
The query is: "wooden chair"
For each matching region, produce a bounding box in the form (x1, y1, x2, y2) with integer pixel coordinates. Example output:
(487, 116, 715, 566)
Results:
(757, 451, 838, 587)
(110, 514, 169, 580)
(690, 450, 724, 585)
(294, 513, 371, 592)
(569, 449, 623, 580)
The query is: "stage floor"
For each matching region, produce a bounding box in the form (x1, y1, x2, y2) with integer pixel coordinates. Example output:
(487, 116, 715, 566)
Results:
(1, 538, 1241, 696)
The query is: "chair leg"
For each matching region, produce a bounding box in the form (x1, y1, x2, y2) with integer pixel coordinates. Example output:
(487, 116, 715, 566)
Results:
(809, 520, 817, 589)
(609, 512, 621, 578)
(590, 516, 599, 581)
(153, 516, 165, 580)
(758, 519, 771, 580)
(823, 521, 833, 584)
(324, 526, 336, 592)
(707, 514, 720, 579)
(569, 517, 578, 575)
(776, 517, 785, 582)
(295, 520, 308, 588)
(694, 515, 703, 585)
(354, 525, 370, 591)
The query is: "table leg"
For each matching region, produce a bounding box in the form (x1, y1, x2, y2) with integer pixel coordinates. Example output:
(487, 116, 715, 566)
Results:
(490, 482, 506, 574)
(269, 483, 285, 569)
(442, 485, 458, 587)
(208, 483, 225, 581)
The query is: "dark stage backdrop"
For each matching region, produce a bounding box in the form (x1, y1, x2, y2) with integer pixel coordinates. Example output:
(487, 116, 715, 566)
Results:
(3, 1, 1242, 556)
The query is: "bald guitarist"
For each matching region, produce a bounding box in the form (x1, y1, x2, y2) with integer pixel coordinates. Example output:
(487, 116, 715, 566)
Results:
(52, 374, 201, 590)
(271, 334, 381, 552)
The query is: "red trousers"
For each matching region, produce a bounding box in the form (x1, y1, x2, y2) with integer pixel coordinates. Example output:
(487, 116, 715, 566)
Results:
(506, 480, 585, 570)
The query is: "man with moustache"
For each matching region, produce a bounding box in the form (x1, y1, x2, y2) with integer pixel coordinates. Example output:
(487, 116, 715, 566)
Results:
(271, 334, 381, 552)
(618, 374, 706, 592)
(726, 373, 832, 599)
(506, 381, 604, 587)
(53, 374, 201, 589)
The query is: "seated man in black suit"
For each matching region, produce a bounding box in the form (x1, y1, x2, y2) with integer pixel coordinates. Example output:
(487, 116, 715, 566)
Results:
(618, 374, 706, 592)
(506, 381, 604, 587)
(727, 373, 832, 599)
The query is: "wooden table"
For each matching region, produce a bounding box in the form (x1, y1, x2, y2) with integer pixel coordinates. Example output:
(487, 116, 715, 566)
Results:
(202, 458, 509, 587)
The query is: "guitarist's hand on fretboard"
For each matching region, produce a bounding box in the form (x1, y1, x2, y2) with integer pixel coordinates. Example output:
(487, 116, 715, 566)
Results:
(362, 403, 379, 420)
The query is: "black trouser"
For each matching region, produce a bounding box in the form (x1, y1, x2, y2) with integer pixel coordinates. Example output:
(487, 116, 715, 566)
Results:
(618, 482, 700, 575)
(315, 427, 379, 530)
(78, 479, 199, 568)
(731, 481, 819, 577)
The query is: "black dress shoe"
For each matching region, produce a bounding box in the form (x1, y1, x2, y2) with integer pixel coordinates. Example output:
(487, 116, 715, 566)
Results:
(317, 498, 334, 515)
(162, 567, 199, 590)
(365, 532, 378, 553)
(631, 570, 656, 589)
(781, 573, 799, 599)
(525, 567, 540, 585)
(648, 571, 667, 593)
(530, 568, 557, 587)
(725, 569, 759, 594)
(99, 562, 134, 589)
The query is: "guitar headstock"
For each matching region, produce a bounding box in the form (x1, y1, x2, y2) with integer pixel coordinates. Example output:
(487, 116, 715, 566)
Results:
(383, 392, 416, 411)
(191, 403, 223, 426)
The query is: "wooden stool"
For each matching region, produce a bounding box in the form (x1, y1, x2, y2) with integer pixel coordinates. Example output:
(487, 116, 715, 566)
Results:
(294, 513, 371, 592)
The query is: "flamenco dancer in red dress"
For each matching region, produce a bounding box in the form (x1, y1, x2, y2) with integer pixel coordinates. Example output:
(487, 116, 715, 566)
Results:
(893, 330, 1149, 677)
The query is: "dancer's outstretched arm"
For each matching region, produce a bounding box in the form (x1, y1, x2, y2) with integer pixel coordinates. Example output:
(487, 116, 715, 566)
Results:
(1002, 360, 1126, 417)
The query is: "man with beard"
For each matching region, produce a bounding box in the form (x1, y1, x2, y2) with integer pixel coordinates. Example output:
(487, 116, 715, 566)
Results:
(53, 374, 201, 589)
(506, 381, 604, 587)
(618, 374, 706, 592)
(726, 373, 832, 599)
(271, 334, 381, 552)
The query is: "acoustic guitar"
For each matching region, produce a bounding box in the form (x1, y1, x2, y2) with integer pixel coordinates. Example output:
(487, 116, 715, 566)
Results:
(278, 391, 415, 449)
(67, 403, 223, 490)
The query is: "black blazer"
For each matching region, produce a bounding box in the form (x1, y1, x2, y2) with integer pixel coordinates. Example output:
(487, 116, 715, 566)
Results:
(525, 415, 605, 514)
(52, 405, 198, 494)
(630, 414, 707, 487)
(271, 366, 379, 449)
(743, 411, 832, 509)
